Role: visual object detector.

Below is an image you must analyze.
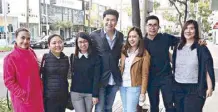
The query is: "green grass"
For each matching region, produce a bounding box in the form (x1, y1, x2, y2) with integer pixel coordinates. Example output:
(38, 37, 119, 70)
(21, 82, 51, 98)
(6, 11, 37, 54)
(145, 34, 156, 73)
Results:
(0, 46, 13, 52)
(0, 98, 13, 112)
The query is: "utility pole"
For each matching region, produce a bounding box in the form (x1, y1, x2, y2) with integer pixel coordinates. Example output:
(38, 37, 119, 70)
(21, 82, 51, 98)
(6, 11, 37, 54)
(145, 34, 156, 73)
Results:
(3, 0, 8, 44)
(131, 0, 140, 28)
(119, 0, 123, 31)
(186, 0, 190, 20)
(26, 0, 29, 28)
(39, 0, 42, 36)
(194, 2, 198, 20)
(88, 0, 92, 32)
(141, 0, 148, 36)
(46, 2, 49, 35)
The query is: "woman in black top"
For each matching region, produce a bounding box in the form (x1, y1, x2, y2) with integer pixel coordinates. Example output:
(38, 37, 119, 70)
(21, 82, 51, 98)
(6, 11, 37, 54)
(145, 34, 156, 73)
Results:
(70, 32, 101, 112)
(41, 34, 69, 112)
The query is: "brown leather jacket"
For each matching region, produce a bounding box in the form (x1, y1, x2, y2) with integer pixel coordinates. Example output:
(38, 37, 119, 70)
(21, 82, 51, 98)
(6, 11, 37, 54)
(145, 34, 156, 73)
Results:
(119, 49, 150, 94)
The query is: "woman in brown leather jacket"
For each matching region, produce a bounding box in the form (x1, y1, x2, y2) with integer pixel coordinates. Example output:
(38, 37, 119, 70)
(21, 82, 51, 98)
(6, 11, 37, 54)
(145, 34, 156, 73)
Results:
(119, 27, 150, 112)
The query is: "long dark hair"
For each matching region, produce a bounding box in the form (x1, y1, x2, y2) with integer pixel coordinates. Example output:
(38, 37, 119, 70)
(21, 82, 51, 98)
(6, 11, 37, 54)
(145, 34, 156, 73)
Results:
(122, 27, 145, 57)
(75, 32, 92, 57)
(178, 20, 200, 50)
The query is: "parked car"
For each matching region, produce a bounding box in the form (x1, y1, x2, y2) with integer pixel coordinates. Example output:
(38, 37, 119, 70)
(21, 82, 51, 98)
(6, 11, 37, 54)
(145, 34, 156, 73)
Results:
(64, 37, 75, 47)
(30, 36, 48, 49)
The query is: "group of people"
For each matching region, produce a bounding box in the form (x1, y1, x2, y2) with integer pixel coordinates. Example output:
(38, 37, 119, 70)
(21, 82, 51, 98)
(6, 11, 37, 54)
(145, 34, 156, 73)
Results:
(3, 9, 215, 112)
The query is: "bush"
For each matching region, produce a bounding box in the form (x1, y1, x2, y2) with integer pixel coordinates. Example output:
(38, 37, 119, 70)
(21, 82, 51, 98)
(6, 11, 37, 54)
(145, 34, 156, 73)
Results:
(0, 98, 13, 112)
(0, 46, 13, 52)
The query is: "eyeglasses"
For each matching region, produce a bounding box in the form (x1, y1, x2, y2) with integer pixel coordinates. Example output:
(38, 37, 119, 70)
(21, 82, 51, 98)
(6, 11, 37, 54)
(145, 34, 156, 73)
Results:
(146, 24, 160, 28)
(78, 40, 88, 44)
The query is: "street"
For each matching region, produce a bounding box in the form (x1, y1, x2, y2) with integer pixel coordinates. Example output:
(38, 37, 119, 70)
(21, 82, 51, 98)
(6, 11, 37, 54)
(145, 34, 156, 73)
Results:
(0, 44, 218, 112)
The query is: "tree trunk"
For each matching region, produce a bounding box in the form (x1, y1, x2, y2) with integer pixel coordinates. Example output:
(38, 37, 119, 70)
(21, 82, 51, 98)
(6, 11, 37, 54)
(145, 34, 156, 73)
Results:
(131, 0, 140, 28)
(169, 0, 183, 29)
(184, 0, 188, 23)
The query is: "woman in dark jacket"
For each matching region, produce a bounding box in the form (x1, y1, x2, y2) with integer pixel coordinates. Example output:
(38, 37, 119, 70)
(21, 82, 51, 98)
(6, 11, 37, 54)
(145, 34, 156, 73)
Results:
(70, 32, 101, 112)
(41, 34, 69, 112)
(172, 20, 215, 112)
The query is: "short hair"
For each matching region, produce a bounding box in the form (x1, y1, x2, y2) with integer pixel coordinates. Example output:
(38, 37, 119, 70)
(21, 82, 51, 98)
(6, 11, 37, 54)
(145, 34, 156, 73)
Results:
(48, 34, 64, 45)
(75, 32, 92, 57)
(145, 15, 160, 25)
(15, 28, 30, 38)
(103, 9, 119, 21)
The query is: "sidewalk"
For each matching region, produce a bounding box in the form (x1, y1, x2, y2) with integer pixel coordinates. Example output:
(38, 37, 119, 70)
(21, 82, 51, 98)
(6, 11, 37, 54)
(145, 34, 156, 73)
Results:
(203, 83, 218, 112)
(66, 82, 218, 112)
(66, 91, 166, 112)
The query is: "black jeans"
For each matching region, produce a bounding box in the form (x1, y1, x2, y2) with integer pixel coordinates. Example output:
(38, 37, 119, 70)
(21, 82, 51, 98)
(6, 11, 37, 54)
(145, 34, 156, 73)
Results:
(44, 97, 67, 112)
(147, 75, 175, 112)
(173, 82, 206, 112)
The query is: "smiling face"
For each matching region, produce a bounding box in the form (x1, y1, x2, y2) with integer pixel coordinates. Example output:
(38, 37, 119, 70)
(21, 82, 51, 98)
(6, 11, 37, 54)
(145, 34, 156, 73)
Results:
(48, 36, 64, 54)
(16, 31, 31, 49)
(103, 14, 117, 32)
(77, 37, 89, 53)
(184, 23, 195, 41)
(146, 19, 159, 37)
(128, 30, 140, 48)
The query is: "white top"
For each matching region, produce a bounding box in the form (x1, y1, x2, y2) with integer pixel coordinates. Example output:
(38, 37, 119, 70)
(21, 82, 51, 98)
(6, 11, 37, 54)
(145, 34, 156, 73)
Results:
(78, 52, 88, 58)
(175, 45, 199, 83)
(122, 49, 138, 87)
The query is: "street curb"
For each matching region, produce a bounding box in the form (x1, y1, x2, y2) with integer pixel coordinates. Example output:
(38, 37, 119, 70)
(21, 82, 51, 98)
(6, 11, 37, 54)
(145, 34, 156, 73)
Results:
(0, 50, 11, 52)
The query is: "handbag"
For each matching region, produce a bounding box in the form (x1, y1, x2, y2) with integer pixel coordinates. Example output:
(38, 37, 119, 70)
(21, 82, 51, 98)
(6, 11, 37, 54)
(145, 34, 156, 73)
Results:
(66, 54, 75, 110)
(66, 93, 74, 110)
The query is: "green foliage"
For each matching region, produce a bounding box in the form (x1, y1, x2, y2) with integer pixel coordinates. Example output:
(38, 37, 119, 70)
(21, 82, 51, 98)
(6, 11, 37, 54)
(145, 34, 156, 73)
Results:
(189, 1, 212, 32)
(123, 7, 132, 16)
(190, 0, 199, 3)
(168, 0, 188, 28)
(53, 21, 73, 30)
(0, 98, 13, 112)
(163, 11, 178, 22)
(164, 27, 173, 34)
(0, 46, 13, 51)
(153, 1, 160, 11)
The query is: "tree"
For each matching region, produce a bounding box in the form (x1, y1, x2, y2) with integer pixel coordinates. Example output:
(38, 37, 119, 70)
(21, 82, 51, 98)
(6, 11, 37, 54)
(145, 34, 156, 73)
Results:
(153, 1, 160, 13)
(189, 0, 212, 33)
(51, 21, 73, 30)
(123, 6, 132, 16)
(162, 11, 177, 22)
(168, 0, 188, 28)
(131, 0, 140, 28)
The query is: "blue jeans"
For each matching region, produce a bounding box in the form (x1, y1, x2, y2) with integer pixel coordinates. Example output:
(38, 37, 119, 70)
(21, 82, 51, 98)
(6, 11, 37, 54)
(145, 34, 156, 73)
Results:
(120, 86, 141, 112)
(95, 85, 119, 112)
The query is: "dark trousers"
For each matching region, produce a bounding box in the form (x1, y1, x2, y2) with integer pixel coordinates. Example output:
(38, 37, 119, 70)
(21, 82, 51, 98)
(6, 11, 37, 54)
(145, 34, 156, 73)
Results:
(173, 82, 206, 112)
(44, 97, 67, 112)
(147, 75, 175, 112)
(95, 85, 119, 112)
